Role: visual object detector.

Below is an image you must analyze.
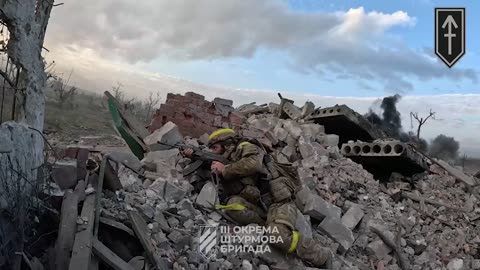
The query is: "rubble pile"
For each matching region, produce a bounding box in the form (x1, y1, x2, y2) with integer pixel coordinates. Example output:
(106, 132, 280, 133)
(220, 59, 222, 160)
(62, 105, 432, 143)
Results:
(148, 92, 245, 138)
(38, 92, 480, 270)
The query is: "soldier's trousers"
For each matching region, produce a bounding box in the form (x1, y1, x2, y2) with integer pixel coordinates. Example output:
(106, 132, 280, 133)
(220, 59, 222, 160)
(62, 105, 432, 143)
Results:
(265, 202, 332, 268)
(225, 197, 331, 268)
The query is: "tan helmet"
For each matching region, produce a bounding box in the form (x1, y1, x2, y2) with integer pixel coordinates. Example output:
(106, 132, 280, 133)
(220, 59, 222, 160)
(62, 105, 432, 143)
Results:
(207, 128, 237, 147)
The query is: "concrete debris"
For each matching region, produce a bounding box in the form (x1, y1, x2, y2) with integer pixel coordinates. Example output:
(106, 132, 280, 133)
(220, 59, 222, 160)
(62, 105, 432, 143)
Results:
(196, 181, 218, 208)
(282, 102, 302, 120)
(301, 101, 315, 118)
(367, 240, 392, 260)
(51, 159, 78, 189)
(38, 92, 480, 270)
(282, 120, 303, 139)
(295, 210, 313, 239)
(273, 124, 288, 142)
(145, 121, 183, 151)
(303, 194, 341, 221)
(341, 204, 365, 230)
(318, 218, 355, 253)
(447, 259, 464, 270)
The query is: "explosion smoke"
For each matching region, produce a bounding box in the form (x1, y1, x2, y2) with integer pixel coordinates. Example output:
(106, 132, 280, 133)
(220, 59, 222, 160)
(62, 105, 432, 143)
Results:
(429, 134, 459, 162)
(365, 94, 407, 140)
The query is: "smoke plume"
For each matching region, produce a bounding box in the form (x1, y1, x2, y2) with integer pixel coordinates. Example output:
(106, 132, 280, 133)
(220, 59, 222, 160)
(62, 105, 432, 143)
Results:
(429, 134, 460, 162)
(365, 94, 407, 140)
(364, 94, 431, 152)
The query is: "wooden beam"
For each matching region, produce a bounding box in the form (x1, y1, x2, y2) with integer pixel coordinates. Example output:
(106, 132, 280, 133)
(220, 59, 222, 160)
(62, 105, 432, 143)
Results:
(401, 191, 468, 213)
(92, 238, 134, 270)
(68, 195, 96, 270)
(55, 180, 86, 270)
(99, 217, 135, 237)
(128, 211, 164, 269)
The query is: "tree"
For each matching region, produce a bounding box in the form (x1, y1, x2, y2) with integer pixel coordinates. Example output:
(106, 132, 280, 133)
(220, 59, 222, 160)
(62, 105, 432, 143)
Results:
(143, 91, 161, 121)
(50, 71, 77, 108)
(111, 82, 136, 109)
(112, 82, 124, 102)
(410, 109, 436, 140)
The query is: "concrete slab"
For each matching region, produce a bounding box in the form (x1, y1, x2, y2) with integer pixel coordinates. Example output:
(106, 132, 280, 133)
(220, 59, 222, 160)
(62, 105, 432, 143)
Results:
(306, 105, 386, 144)
(341, 140, 429, 179)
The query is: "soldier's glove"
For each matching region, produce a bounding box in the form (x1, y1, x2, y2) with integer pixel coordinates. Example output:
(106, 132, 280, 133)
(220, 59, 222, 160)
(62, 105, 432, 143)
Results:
(270, 177, 295, 203)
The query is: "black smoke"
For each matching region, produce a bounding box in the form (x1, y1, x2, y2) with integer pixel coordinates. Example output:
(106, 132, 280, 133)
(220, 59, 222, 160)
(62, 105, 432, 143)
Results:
(365, 94, 408, 140)
(429, 134, 460, 162)
(364, 95, 429, 151)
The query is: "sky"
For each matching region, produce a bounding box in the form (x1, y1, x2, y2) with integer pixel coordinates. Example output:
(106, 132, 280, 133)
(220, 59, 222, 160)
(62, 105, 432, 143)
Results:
(42, 0, 480, 156)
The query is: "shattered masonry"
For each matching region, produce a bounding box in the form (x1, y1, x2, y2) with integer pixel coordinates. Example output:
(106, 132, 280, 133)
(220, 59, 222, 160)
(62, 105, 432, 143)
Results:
(148, 92, 244, 138)
(15, 91, 480, 270)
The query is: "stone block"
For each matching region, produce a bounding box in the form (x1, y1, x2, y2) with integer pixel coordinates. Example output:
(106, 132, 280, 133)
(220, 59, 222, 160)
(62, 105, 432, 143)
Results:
(366, 240, 392, 260)
(264, 130, 279, 145)
(303, 195, 341, 221)
(295, 187, 314, 212)
(282, 102, 302, 119)
(199, 133, 210, 145)
(242, 129, 264, 139)
(229, 112, 245, 126)
(168, 230, 191, 247)
(164, 181, 193, 203)
(316, 134, 339, 147)
(51, 159, 78, 189)
(318, 218, 355, 253)
(250, 118, 274, 132)
(213, 97, 233, 107)
(283, 120, 302, 139)
(273, 124, 288, 142)
(295, 211, 312, 239)
(214, 116, 222, 127)
(297, 167, 316, 189)
(144, 121, 183, 151)
(301, 101, 316, 118)
(341, 204, 365, 230)
(105, 151, 143, 172)
(300, 123, 325, 137)
(185, 92, 205, 100)
(301, 155, 329, 169)
(196, 182, 218, 208)
(281, 145, 297, 162)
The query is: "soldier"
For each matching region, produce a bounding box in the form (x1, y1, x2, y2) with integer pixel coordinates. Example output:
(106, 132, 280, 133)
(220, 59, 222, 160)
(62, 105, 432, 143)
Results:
(183, 128, 332, 268)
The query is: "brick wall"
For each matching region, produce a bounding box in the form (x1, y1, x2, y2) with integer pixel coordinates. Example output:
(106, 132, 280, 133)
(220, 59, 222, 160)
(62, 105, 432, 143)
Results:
(148, 92, 246, 138)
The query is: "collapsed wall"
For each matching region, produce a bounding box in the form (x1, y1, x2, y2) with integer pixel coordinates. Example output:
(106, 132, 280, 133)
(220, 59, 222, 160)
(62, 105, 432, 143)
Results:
(148, 92, 245, 138)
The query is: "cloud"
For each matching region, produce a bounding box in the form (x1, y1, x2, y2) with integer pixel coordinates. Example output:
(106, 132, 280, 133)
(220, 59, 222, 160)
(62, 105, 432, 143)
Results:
(45, 1, 477, 91)
(49, 48, 480, 157)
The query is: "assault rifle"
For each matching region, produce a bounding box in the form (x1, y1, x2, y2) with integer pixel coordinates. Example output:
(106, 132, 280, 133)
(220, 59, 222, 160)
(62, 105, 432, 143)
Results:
(157, 142, 229, 176)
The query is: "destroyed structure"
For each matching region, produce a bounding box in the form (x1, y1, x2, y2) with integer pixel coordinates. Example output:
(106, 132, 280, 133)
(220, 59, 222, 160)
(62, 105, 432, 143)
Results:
(0, 0, 54, 268)
(18, 90, 479, 270)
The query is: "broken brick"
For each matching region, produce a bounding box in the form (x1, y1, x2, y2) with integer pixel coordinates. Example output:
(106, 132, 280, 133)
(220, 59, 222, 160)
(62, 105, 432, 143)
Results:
(318, 218, 355, 253)
(51, 159, 78, 189)
(341, 204, 365, 230)
(303, 194, 341, 221)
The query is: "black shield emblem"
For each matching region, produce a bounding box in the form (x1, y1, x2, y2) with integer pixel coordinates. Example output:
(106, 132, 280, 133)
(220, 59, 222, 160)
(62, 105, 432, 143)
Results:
(435, 8, 465, 68)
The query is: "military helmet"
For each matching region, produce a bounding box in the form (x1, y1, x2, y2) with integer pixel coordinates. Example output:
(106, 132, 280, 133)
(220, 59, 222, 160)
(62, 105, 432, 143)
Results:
(208, 128, 236, 147)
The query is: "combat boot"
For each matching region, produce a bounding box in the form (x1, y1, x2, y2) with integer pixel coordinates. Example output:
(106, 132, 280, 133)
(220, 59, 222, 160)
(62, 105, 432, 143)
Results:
(296, 235, 332, 269)
(225, 196, 265, 225)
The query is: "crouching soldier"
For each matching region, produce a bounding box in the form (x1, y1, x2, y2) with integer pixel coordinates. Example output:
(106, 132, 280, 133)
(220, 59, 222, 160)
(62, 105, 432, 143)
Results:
(183, 128, 332, 268)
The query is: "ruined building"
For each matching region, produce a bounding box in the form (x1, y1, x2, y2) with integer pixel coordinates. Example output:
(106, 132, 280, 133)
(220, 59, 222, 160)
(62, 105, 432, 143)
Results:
(0, 1, 54, 267)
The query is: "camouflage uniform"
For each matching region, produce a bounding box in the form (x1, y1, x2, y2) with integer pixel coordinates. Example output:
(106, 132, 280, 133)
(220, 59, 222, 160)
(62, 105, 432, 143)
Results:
(208, 129, 332, 268)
